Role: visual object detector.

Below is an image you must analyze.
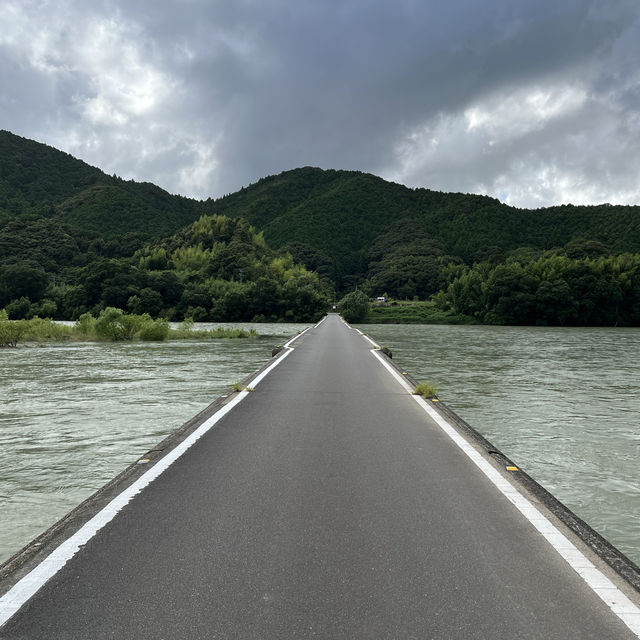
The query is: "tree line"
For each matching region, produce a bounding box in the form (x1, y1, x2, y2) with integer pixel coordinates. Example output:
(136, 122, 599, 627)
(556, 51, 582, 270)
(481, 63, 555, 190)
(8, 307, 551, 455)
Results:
(0, 215, 330, 322)
(434, 252, 640, 326)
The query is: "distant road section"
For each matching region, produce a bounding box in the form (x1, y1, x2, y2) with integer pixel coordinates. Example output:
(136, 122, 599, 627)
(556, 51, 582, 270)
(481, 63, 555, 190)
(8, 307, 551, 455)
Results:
(1, 314, 639, 638)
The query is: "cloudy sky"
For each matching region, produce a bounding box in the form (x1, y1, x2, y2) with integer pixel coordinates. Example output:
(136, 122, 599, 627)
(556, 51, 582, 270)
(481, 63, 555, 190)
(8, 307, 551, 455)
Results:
(1, 0, 639, 208)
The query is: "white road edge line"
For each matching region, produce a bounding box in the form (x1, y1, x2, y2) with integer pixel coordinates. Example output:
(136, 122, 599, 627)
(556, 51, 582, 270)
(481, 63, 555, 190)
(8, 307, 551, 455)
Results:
(370, 346, 640, 637)
(0, 327, 311, 629)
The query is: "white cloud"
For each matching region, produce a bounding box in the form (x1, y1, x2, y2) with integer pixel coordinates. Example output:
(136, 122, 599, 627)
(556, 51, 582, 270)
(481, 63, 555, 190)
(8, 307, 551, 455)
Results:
(464, 85, 588, 138)
(0, 0, 218, 197)
(384, 77, 640, 208)
(74, 19, 174, 125)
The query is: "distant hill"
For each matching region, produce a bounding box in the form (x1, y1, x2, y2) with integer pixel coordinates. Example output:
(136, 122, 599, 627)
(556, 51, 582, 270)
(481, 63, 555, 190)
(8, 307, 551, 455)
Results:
(210, 167, 640, 288)
(2, 130, 640, 322)
(0, 130, 203, 245)
(4, 130, 640, 280)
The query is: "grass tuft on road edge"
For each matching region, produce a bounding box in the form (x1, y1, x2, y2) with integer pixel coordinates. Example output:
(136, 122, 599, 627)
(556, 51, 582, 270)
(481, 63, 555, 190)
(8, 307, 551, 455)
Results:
(413, 382, 438, 399)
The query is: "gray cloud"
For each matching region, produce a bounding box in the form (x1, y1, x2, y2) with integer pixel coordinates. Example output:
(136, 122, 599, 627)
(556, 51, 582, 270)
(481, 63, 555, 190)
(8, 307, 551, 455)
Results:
(1, 0, 639, 206)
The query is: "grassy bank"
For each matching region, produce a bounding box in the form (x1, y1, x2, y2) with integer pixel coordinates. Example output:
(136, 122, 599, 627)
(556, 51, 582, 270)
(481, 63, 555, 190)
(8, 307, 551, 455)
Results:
(363, 301, 475, 324)
(0, 310, 257, 347)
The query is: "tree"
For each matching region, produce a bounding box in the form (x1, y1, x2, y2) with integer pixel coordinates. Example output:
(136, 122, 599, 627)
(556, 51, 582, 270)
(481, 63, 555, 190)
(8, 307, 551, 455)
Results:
(127, 288, 163, 316)
(0, 263, 49, 306)
(338, 290, 369, 323)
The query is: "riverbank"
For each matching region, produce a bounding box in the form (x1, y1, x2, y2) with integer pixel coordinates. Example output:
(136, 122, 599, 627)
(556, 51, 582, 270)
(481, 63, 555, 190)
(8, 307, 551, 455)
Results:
(363, 300, 475, 324)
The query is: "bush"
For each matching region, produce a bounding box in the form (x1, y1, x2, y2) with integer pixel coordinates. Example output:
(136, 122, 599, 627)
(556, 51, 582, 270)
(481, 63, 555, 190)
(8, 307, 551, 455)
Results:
(179, 317, 194, 332)
(0, 318, 27, 347)
(138, 317, 169, 341)
(93, 308, 169, 341)
(338, 290, 370, 323)
(94, 307, 128, 340)
(168, 326, 257, 340)
(120, 313, 147, 340)
(413, 382, 439, 399)
(74, 312, 96, 337)
(21, 317, 73, 342)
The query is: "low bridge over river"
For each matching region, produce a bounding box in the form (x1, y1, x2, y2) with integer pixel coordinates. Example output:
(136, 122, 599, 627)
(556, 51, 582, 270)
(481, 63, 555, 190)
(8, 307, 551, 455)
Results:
(1, 314, 639, 638)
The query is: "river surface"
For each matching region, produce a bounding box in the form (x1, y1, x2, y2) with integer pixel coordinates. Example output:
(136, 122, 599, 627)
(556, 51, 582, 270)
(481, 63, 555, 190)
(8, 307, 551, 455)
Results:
(1, 322, 639, 568)
(360, 323, 640, 565)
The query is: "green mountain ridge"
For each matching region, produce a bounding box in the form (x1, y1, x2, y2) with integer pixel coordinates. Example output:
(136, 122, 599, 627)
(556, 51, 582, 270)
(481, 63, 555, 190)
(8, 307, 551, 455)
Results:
(4, 129, 640, 272)
(2, 129, 640, 325)
(212, 166, 640, 287)
(0, 130, 203, 245)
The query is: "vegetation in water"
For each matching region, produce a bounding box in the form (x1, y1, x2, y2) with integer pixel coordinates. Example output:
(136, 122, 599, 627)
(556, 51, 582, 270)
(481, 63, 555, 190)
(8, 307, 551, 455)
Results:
(0, 308, 257, 346)
(0, 310, 75, 346)
(168, 321, 257, 340)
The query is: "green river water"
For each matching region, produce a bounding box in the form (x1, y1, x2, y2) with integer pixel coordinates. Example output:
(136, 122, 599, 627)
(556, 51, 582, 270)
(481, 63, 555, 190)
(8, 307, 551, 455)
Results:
(0, 322, 638, 568)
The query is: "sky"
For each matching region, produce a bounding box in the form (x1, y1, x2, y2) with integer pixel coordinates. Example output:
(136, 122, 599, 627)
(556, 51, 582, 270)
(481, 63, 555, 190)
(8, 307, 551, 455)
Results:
(1, 0, 640, 208)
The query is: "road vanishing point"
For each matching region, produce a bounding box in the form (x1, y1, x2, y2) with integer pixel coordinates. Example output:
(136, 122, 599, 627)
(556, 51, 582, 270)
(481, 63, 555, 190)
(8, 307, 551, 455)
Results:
(1, 314, 639, 639)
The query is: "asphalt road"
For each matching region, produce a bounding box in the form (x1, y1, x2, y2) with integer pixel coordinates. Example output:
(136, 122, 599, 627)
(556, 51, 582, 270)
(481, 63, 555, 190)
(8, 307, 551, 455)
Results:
(0, 314, 637, 639)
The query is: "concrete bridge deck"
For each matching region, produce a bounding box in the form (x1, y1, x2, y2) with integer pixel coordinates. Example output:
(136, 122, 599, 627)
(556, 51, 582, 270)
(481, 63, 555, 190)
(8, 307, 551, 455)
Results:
(1, 314, 639, 638)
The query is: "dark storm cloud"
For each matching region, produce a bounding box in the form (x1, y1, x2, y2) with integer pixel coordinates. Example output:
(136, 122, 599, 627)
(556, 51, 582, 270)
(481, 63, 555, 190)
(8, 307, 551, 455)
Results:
(1, 0, 639, 206)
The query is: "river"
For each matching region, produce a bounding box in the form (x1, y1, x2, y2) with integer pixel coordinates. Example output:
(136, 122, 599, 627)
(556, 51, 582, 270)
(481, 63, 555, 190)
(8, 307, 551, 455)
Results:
(0, 322, 638, 567)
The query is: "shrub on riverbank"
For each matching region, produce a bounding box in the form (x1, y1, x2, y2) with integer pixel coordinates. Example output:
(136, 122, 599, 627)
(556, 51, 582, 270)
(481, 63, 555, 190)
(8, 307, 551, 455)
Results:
(89, 308, 170, 341)
(0, 310, 26, 346)
(168, 323, 257, 339)
(413, 382, 439, 399)
(363, 300, 475, 324)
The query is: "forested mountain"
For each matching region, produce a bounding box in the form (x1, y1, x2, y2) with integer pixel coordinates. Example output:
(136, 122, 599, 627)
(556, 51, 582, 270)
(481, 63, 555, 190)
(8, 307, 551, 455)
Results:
(2, 129, 640, 324)
(0, 131, 328, 321)
(0, 130, 203, 246)
(211, 167, 640, 289)
(0, 213, 329, 322)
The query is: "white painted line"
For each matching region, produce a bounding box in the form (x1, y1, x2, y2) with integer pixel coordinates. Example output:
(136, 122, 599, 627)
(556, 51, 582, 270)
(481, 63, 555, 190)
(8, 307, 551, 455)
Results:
(369, 347, 640, 637)
(0, 326, 310, 629)
(283, 326, 310, 349)
(353, 327, 381, 348)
